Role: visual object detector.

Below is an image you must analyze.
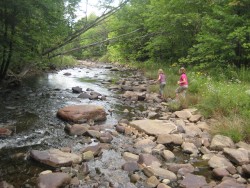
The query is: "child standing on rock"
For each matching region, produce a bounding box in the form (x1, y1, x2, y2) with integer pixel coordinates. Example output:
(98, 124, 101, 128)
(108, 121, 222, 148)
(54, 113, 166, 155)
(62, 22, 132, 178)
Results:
(176, 67, 188, 99)
(156, 69, 166, 98)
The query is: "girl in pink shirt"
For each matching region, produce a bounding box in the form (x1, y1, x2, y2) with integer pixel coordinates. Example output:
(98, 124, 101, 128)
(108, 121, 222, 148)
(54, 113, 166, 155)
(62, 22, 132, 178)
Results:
(176, 67, 188, 99)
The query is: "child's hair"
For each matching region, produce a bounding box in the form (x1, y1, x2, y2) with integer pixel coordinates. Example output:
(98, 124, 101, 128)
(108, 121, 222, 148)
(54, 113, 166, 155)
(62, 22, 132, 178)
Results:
(158, 69, 164, 74)
(179, 67, 186, 74)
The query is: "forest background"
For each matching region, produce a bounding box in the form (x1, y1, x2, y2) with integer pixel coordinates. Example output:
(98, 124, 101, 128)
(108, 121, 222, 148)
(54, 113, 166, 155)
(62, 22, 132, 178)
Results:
(0, 0, 250, 142)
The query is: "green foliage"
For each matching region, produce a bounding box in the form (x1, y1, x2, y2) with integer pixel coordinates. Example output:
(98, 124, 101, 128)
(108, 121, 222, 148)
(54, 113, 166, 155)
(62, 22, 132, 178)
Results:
(0, 0, 80, 79)
(43, 55, 78, 70)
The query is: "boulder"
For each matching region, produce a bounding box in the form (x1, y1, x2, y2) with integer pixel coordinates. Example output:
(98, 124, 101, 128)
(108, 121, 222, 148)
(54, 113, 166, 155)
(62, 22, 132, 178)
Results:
(30, 149, 82, 167)
(129, 119, 176, 136)
(57, 105, 106, 123)
(37, 172, 71, 188)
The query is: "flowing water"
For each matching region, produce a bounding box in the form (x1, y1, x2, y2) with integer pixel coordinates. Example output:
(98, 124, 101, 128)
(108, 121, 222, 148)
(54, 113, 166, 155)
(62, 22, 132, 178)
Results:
(0, 63, 212, 187)
(0, 64, 135, 187)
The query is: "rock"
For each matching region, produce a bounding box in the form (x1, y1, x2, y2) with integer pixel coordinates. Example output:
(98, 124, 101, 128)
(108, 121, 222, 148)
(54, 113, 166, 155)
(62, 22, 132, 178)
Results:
(174, 110, 192, 120)
(189, 114, 202, 122)
(208, 155, 233, 169)
(82, 151, 94, 161)
(150, 166, 177, 181)
(123, 152, 139, 162)
(137, 154, 161, 167)
(72, 86, 82, 93)
(146, 176, 160, 188)
(78, 92, 91, 99)
(179, 173, 208, 188)
(122, 162, 139, 172)
(134, 138, 157, 150)
(129, 119, 176, 136)
(213, 167, 230, 179)
(37, 172, 71, 188)
(161, 150, 175, 162)
(30, 149, 82, 168)
(57, 105, 107, 123)
(167, 163, 194, 174)
(210, 135, 235, 151)
(0, 127, 13, 137)
(157, 134, 183, 145)
(214, 178, 246, 188)
(181, 142, 199, 156)
(223, 148, 249, 165)
(64, 124, 88, 136)
(81, 144, 102, 157)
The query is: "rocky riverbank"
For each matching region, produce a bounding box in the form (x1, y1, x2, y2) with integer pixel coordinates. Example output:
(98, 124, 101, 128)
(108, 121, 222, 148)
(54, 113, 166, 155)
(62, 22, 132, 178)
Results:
(1, 61, 250, 188)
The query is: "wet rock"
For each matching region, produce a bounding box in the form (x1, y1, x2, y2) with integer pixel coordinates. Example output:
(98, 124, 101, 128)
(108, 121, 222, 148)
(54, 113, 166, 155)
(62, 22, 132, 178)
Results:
(81, 144, 102, 157)
(122, 152, 139, 162)
(78, 92, 91, 99)
(179, 173, 208, 188)
(72, 86, 82, 93)
(130, 173, 141, 183)
(82, 151, 94, 161)
(30, 149, 82, 167)
(37, 172, 71, 188)
(210, 135, 235, 151)
(86, 130, 101, 138)
(122, 161, 139, 172)
(129, 119, 176, 136)
(57, 104, 107, 123)
(64, 124, 89, 136)
(0, 127, 13, 137)
(116, 125, 125, 133)
(137, 153, 161, 167)
(99, 132, 113, 143)
(63, 72, 71, 76)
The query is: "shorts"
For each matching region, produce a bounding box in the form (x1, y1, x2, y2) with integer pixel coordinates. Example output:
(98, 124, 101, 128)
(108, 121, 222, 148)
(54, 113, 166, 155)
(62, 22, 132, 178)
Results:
(176, 85, 188, 94)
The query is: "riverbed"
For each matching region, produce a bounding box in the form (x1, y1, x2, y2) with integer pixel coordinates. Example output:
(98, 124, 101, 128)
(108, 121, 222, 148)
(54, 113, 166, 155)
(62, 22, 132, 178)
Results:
(0, 61, 136, 187)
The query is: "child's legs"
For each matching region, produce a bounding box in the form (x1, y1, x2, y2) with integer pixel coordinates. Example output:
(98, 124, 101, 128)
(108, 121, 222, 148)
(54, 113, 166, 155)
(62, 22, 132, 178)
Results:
(159, 83, 165, 96)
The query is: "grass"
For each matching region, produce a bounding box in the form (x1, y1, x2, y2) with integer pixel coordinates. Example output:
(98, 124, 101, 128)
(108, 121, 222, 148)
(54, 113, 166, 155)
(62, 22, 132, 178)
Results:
(124, 60, 250, 142)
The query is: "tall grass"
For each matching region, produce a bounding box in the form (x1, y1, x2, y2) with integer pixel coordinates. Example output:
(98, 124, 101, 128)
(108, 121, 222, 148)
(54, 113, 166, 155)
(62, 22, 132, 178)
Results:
(127, 61, 250, 142)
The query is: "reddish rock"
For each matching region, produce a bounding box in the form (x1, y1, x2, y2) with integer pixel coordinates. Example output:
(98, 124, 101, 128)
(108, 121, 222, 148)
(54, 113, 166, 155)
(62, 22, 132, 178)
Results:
(57, 105, 106, 123)
(0, 127, 13, 137)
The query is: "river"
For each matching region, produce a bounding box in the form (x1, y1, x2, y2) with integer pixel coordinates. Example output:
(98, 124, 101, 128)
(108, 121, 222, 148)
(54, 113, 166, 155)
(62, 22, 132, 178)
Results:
(0, 62, 135, 187)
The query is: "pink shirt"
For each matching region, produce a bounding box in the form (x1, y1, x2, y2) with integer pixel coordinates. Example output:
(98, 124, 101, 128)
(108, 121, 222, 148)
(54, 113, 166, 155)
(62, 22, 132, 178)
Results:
(180, 73, 188, 86)
(159, 73, 166, 83)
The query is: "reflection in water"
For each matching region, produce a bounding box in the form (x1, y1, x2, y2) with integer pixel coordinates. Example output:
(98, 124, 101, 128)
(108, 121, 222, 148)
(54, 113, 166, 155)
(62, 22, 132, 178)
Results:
(0, 66, 124, 186)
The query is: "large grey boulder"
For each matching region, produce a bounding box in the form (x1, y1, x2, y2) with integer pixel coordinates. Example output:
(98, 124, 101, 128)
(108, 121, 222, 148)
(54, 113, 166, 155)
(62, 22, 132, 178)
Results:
(129, 119, 176, 136)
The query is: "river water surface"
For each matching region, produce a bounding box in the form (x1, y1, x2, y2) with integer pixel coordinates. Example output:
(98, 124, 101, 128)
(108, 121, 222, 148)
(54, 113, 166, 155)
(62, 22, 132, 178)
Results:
(0, 63, 134, 187)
